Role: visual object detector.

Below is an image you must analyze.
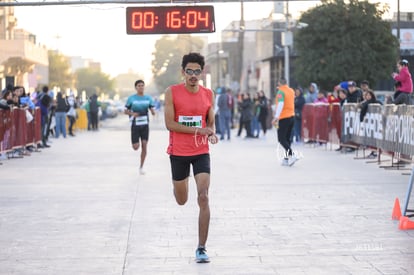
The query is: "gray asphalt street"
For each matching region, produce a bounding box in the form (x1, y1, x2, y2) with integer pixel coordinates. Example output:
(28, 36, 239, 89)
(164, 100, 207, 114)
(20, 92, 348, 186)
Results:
(0, 114, 413, 275)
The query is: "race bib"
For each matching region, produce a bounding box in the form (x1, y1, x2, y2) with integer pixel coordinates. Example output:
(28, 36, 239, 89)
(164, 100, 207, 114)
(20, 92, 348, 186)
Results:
(132, 115, 148, 126)
(178, 115, 202, 128)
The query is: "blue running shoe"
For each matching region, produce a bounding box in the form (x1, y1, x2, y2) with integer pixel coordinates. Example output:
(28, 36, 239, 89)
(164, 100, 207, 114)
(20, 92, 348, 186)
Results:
(195, 247, 210, 263)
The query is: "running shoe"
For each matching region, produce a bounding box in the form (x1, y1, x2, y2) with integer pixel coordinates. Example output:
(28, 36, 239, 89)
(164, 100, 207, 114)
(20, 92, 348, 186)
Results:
(288, 156, 299, 166)
(281, 158, 289, 166)
(139, 168, 146, 175)
(195, 247, 210, 263)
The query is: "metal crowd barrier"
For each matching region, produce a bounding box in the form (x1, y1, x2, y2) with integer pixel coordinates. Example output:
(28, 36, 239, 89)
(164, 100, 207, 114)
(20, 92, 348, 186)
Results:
(301, 102, 414, 159)
(302, 103, 342, 144)
(0, 108, 89, 154)
(0, 108, 42, 154)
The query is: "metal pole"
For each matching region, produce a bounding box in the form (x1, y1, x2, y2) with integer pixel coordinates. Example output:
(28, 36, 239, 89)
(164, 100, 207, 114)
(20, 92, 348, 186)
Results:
(397, 0, 400, 42)
(284, 1, 289, 85)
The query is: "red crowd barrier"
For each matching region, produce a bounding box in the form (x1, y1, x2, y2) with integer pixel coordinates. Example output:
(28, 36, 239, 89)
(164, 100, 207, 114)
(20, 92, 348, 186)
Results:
(301, 103, 342, 144)
(0, 107, 42, 153)
(328, 104, 342, 144)
(12, 109, 26, 149)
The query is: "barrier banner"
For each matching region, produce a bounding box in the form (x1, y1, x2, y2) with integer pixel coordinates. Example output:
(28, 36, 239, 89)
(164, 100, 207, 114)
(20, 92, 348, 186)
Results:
(328, 103, 342, 144)
(302, 103, 333, 143)
(301, 104, 314, 142)
(313, 104, 329, 142)
(12, 109, 26, 149)
(342, 103, 414, 156)
(26, 110, 35, 146)
(0, 110, 13, 153)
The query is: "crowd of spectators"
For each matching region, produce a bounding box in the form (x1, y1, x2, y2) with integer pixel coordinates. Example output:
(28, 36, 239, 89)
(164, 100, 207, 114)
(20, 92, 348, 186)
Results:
(0, 84, 93, 162)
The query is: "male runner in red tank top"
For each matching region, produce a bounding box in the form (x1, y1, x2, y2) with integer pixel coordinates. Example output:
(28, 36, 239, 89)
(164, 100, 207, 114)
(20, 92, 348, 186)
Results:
(164, 52, 218, 263)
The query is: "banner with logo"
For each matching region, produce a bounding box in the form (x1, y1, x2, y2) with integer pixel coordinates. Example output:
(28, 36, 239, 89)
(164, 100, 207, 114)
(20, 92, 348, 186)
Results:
(342, 103, 414, 156)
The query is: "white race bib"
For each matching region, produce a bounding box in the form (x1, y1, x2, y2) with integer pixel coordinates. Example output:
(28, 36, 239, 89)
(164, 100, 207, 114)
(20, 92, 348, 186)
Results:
(178, 115, 202, 128)
(131, 115, 148, 126)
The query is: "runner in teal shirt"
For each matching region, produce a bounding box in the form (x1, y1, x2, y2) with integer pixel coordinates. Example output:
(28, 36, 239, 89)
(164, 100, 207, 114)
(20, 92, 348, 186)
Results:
(124, 80, 156, 175)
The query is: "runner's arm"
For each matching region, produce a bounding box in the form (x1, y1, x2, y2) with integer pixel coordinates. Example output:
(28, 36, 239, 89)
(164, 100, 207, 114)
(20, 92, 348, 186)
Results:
(206, 92, 216, 132)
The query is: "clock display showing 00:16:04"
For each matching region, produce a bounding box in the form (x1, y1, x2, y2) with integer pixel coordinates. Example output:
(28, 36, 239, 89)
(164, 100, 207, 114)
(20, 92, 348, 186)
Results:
(126, 6, 215, 34)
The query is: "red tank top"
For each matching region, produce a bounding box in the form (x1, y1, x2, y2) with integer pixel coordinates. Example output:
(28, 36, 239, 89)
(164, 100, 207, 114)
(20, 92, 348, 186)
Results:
(167, 83, 213, 156)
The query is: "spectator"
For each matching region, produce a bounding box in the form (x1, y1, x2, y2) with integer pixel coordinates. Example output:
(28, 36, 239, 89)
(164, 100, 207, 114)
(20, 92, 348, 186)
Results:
(83, 96, 91, 130)
(359, 90, 382, 159)
(360, 80, 370, 100)
(1, 83, 13, 98)
(88, 94, 101, 131)
(359, 90, 382, 123)
(327, 89, 340, 104)
(18, 86, 35, 111)
(11, 87, 21, 108)
(35, 86, 52, 148)
(0, 90, 12, 110)
(292, 87, 306, 143)
(257, 90, 269, 138)
(339, 80, 363, 103)
(304, 82, 318, 103)
(346, 81, 363, 103)
(314, 91, 328, 103)
(338, 89, 348, 106)
(54, 92, 69, 139)
(392, 59, 413, 105)
(217, 87, 232, 140)
(237, 93, 254, 138)
(66, 91, 77, 137)
(251, 92, 261, 138)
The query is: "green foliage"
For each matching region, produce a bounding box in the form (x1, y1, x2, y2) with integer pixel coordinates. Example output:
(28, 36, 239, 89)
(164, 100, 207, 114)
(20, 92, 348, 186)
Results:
(75, 68, 115, 98)
(151, 34, 205, 92)
(48, 50, 74, 90)
(294, 0, 399, 90)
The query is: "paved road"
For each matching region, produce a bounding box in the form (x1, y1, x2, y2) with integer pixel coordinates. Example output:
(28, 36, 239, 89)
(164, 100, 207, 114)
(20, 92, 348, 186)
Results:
(1, 114, 413, 275)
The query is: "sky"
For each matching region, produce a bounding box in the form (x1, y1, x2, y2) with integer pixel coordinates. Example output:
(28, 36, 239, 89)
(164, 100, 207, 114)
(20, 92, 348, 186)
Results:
(13, 0, 412, 82)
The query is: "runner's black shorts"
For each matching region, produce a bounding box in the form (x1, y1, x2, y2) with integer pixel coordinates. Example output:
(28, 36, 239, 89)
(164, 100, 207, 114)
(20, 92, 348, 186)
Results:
(169, 153, 210, 181)
(131, 124, 149, 144)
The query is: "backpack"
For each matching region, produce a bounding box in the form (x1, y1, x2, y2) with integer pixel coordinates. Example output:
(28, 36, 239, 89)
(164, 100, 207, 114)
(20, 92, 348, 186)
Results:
(37, 93, 51, 107)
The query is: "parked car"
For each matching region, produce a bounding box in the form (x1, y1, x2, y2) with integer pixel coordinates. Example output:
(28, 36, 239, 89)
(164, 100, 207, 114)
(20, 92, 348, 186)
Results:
(99, 100, 118, 120)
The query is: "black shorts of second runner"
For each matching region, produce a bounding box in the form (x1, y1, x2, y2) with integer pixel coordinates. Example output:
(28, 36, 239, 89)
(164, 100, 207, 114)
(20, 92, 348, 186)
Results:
(169, 153, 210, 181)
(131, 124, 149, 144)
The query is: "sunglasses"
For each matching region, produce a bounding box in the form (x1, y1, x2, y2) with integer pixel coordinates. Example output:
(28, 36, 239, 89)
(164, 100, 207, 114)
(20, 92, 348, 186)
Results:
(185, 68, 202, 76)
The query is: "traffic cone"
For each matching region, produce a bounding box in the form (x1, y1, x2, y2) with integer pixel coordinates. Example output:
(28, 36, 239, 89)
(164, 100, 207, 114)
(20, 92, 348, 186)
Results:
(392, 198, 402, 220)
(399, 216, 414, 230)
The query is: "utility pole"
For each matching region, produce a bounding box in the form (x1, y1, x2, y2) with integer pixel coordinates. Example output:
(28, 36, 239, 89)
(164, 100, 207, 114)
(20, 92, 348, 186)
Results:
(235, 0, 244, 90)
(282, 1, 291, 86)
(397, 0, 400, 42)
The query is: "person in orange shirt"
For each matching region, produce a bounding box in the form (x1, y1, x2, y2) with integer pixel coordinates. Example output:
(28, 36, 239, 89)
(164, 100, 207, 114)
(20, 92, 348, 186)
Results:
(272, 78, 297, 166)
(164, 52, 218, 263)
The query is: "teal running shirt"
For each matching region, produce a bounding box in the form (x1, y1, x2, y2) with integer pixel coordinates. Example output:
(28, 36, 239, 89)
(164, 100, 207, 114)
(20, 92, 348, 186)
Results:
(125, 94, 154, 125)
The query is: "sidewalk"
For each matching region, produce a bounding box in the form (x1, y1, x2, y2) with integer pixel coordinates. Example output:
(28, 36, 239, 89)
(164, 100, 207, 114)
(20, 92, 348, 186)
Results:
(0, 115, 413, 275)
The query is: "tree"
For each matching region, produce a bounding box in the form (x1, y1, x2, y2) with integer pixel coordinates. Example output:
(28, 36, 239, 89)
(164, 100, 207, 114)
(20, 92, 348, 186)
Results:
(294, 0, 399, 90)
(74, 68, 115, 98)
(48, 50, 74, 90)
(151, 34, 205, 92)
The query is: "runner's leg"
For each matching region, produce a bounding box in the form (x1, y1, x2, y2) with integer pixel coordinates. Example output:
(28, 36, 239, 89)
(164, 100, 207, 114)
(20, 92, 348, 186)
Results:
(194, 172, 210, 247)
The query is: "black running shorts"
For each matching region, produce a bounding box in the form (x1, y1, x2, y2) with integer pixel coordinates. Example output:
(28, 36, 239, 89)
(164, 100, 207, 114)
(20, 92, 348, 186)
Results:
(169, 153, 210, 181)
(131, 124, 149, 144)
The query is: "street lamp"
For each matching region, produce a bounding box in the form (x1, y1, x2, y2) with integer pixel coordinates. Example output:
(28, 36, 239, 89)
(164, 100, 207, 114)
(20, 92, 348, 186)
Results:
(282, 1, 291, 85)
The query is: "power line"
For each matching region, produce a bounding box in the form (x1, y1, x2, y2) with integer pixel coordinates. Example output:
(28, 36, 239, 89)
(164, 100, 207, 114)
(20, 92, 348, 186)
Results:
(0, 0, 320, 7)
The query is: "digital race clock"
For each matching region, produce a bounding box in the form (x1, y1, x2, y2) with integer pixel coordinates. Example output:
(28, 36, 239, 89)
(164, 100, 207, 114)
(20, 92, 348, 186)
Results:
(126, 6, 215, 35)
